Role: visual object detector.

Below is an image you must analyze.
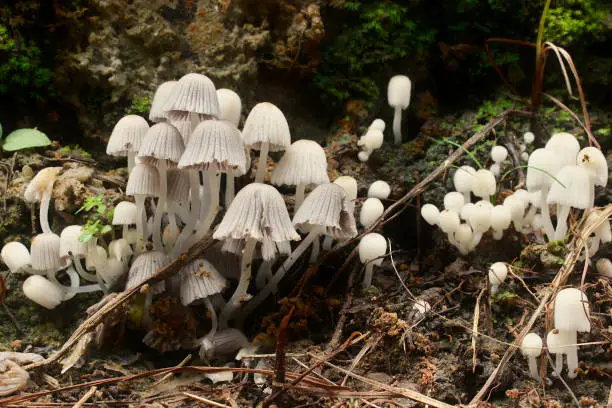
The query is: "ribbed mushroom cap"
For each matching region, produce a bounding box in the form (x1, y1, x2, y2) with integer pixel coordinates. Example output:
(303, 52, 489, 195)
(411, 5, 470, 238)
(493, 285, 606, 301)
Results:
(1, 242, 31, 273)
(98, 258, 127, 286)
(0, 359, 30, 396)
(577, 147, 607, 187)
(167, 169, 190, 204)
(213, 183, 300, 245)
(126, 251, 169, 294)
(178, 258, 227, 306)
(178, 120, 246, 174)
(137, 122, 185, 167)
(292, 183, 357, 239)
(387, 75, 412, 109)
(163, 73, 220, 117)
(217, 88, 242, 127)
(30, 233, 61, 271)
(241, 102, 291, 151)
(24, 167, 62, 203)
(149, 81, 178, 122)
(545, 132, 580, 167)
(546, 165, 591, 209)
(59, 225, 87, 258)
(554, 287, 590, 332)
(167, 111, 198, 144)
(271, 140, 329, 187)
(107, 115, 149, 156)
(126, 163, 161, 197)
(202, 243, 241, 281)
(526, 148, 561, 192)
(201, 328, 249, 359)
(112, 201, 138, 225)
(222, 237, 292, 261)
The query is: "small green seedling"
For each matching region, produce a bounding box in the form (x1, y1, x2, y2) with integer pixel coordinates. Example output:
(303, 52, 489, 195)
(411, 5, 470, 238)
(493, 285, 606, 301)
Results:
(76, 194, 114, 243)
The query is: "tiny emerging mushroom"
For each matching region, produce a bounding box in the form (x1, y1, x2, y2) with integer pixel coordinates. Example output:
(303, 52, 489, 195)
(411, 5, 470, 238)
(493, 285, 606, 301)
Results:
(1, 242, 31, 274)
(359, 232, 387, 287)
(368, 180, 391, 199)
(520, 333, 543, 380)
(387, 75, 412, 145)
(24, 167, 62, 234)
(553, 287, 590, 379)
(360, 198, 384, 229)
(488, 262, 507, 295)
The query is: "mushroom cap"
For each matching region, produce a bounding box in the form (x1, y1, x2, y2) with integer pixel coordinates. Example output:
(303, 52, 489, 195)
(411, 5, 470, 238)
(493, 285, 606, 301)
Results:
(358, 232, 387, 266)
(292, 183, 357, 239)
(167, 110, 202, 144)
(149, 81, 178, 122)
(546, 329, 572, 355)
(85, 245, 107, 271)
(367, 180, 391, 199)
(489, 163, 501, 177)
(112, 201, 138, 225)
(444, 192, 465, 213)
(138, 122, 185, 167)
(357, 150, 370, 162)
(359, 197, 384, 229)
(585, 210, 611, 243)
(523, 132, 535, 144)
(453, 166, 476, 195)
(595, 258, 612, 278)
(213, 183, 300, 244)
(30, 233, 62, 271)
(490, 145, 508, 163)
(387, 75, 412, 109)
(241, 102, 291, 151)
(59, 225, 87, 258)
(216, 88, 242, 127)
(167, 168, 190, 204)
(526, 148, 561, 193)
(438, 209, 460, 234)
(126, 251, 170, 294)
(107, 115, 150, 156)
(520, 333, 543, 357)
(126, 163, 162, 197)
(460, 202, 476, 221)
(454, 223, 473, 246)
(469, 204, 491, 234)
(420, 203, 439, 226)
(108, 238, 133, 263)
(488, 262, 508, 287)
(577, 147, 607, 187)
(201, 328, 249, 359)
(98, 258, 127, 286)
(361, 128, 384, 151)
(163, 73, 220, 117)
(333, 176, 358, 202)
(1, 242, 31, 273)
(178, 258, 227, 306)
(546, 165, 591, 209)
(24, 167, 62, 203)
(179, 120, 247, 174)
(545, 132, 580, 167)
(502, 194, 526, 221)
(490, 205, 512, 231)
(369, 118, 385, 132)
(271, 139, 329, 187)
(554, 287, 590, 332)
(471, 169, 496, 198)
(22, 275, 64, 310)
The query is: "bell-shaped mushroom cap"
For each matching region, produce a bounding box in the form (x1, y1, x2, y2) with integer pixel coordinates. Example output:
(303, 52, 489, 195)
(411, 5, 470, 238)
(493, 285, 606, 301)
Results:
(453, 166, 476, 195)
(126, 163, 161, 197)
(546, 165, 591, 209)
(488, 262, 508, 287)
(217, 88, 242, 127)
(98, 258, 127, 286)
(1, 242, 31, 273)
(149, 81, 178, 123)
(213, 183, 300, 245)
(546, 329, 572, 355)
(595, 258, 612, 278)
(59, 225, 87, 258)
(490, 145, 508, 163)
(167, 110, 198, 144)
(545, 132, 580, 167)
(30, 233, 61, 271)
(360, 128, 384, 151)
(358, 233, 387, 267)
(163, 73, 220, 117)
(107, 115, 150, 156)
(469, 204, 491, 233)
(167, 169, 190, 204)
(520, 333, 543, 357)
(502, 194, 527, 221)
(438, 210, 460, 234)
(526, 148, 561, 192)
(0, 358, 31, 396)
(178, 258, 227, 306)
(333, 176, 358, 201)
(271, 140, 329, 187)
(585, 210, 611, 243)
(241, 102, 291, 151)
(24, 167, 62, 203)
(554, 287, 590, 332)
(359, 197, 384, 229)
(368, 180, 391, 199)
(369, 118, 385, 132)
(420, 203, 439, 226)
(178, 120, 246, 174)
(200, 328, 249, 359)
(22, 275, 64, 309)
(126, 250, 170, 294)
(292, 183, 357, 239)
(112, 201, 138, 225)
(137, 122, 185, 167)
(577, 147, 607, 187)
(523, 132, 535, 144)
(444, 192, 465, 213)
(471, 169, 496, 198)
(490, 205, 512, 231)
(387, 75, 412, 109)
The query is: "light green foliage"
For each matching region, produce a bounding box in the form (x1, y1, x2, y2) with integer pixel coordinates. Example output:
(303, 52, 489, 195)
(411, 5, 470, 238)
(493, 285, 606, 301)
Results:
(2, 128, 52, 151)
(76, 195, 114, 243)
(543, 0, 606, 45)
(58, 145, 92, 158)
(125, 95, 152, 116)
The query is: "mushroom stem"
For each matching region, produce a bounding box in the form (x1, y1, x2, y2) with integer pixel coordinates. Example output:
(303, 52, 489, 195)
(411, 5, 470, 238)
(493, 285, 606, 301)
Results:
(191, 170, 220, 244)
(552, 353, 563, 377)
(127, 152, 136, 173)
(362, 262, 375, 287)
(225, 171, 235, 208)
(204, 297, 218, 339)
(309, 236, 320, 263)
(565, 330, 579, 379)
(172, 170, 200, 258)
(122, 225, 129, 241)
(255, 141, 269, 183)
(322, 236, 333, 251)
(152, 161, 168, 251)
(237, 228, 322, 324)
(71, 254, 98, 282)
(142, 291, 154, 329)
(255, 259, 273, 291)
(39, 191, 52, 234)
(527, 355, 539, 379)
(393, 106, 403, 145)
(295, 183, 306, 212)
(536, 190, 555, 241)
(219, 237, 257, 329)
(135, 195, 148, 253)
(553, 204, 571, 241)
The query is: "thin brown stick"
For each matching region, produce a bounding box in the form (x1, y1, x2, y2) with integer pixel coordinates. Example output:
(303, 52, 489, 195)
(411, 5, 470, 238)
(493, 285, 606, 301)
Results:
(72, 386, 97, 408)
(183, 392, 231, 408)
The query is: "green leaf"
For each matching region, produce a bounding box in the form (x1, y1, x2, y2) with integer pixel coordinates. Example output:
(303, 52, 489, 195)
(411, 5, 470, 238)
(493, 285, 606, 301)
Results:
(100, 225, 112, 235)
(3, 128, 52, 152)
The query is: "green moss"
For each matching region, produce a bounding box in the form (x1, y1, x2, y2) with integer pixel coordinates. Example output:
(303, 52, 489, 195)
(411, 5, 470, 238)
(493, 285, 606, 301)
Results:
(543, 1, 607, 45)
(58, 144, 92, 158)
(125, 95, 152, 116)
